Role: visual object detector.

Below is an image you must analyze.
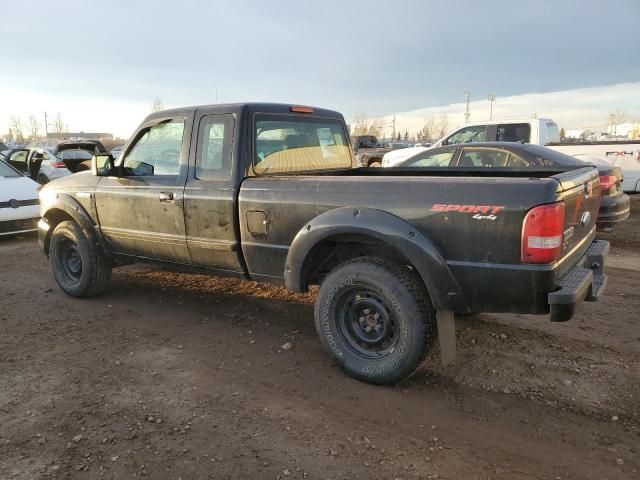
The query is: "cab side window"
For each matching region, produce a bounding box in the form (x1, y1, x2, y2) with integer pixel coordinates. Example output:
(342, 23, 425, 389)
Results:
(496, 123, 531, 143)
(445, 125, 487, 145)
(459, 148, 509, 167)
(195, 114, 234, 180)
(123, 120, 185, 176)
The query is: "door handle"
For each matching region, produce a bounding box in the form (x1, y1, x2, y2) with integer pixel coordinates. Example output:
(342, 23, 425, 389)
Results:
(159, 191, 174, 202)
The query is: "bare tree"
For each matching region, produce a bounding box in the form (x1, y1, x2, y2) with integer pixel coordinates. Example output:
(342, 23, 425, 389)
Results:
(351, 114, 383, 138)
(9, 115, 24, 143)
(53, 113, 66, 139)
(152, 98, 165, 112)
(28, 115, 41, 140)
(608, 109, 628, 137)
(418, 115, 448, 142)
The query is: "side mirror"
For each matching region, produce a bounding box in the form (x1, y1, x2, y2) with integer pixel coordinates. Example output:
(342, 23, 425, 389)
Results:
(92, 154, 114, 176)
(133, 161, 154, 176)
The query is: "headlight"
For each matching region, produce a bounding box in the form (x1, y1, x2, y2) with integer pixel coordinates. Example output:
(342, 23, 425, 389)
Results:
(39, 186, 57, 207)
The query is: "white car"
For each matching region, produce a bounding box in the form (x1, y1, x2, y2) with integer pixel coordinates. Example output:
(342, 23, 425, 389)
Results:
(430, 118, 640, 192)
(0, 160, 40, 236)
(381, 146, 429, 167)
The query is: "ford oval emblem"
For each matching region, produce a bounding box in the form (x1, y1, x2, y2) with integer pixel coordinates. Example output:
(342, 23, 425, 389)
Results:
(580, 211, 591, 228)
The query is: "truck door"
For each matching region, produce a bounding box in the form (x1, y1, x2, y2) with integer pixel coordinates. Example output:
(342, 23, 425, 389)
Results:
(183, 111, 244, 272)
(94, 117, 191, 263)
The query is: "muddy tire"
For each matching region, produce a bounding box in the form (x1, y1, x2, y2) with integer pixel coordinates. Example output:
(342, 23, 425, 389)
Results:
(50, 220, 111, 297)
(314, 256, 436, 384)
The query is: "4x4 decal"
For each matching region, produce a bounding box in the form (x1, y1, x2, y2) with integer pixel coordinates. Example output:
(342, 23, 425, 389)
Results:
(431, 204, 504, 221)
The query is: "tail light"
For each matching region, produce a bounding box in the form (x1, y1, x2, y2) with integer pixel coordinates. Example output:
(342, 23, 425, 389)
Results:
(521, 202, 565, 264)
(599, 174, 617, 192)
(290, 105, 314, 113)
(51, 161, 66, 168)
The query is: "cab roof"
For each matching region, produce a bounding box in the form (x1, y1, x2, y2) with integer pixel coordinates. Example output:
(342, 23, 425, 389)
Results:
(145, 102, 344, 123)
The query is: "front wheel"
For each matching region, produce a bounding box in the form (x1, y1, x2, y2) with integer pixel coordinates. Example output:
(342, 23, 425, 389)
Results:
(314, 256, 435, 384)
(50, 220, 111, 297)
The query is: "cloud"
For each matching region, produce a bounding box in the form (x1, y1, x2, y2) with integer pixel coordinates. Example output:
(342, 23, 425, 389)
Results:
(2, 82, 638, 142)
(367, 82, 640, 138)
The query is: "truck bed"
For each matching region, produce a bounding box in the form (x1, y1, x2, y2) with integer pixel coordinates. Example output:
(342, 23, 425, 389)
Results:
(238, 166, 600, 314)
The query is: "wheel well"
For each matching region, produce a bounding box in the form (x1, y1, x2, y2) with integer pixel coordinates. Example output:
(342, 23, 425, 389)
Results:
(301, 234, 421, 289)
(366, 157, 382, 166)
(42, 208, 75, 254)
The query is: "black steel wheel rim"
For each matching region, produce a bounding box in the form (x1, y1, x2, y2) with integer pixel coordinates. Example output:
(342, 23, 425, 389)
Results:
(60, 237, 82, 282)
(336, 285, 399, 358)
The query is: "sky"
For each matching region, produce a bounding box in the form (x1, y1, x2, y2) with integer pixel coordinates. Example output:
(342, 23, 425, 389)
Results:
(1, 0, 639, 139)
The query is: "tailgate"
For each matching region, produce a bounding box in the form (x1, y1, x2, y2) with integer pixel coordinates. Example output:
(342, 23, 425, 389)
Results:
(553, 167, 600, 261)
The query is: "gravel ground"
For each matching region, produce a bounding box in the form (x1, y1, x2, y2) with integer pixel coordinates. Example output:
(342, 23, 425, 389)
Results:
(0, 196, 638, 479)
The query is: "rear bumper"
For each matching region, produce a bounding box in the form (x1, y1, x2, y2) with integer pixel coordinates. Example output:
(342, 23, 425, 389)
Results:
(597, 192, 630, 231)
(548, 240, 609, 321)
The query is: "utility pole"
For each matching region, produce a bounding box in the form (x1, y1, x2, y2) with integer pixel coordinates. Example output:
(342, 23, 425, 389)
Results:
(391, 114, 396, 142)
(488, 92, 496, 120)
(464, 90, 471, 124)
(609, 113, 615, 138)
(43, 111, 48, 138)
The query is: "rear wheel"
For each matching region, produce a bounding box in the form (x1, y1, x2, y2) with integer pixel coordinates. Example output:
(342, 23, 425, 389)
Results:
(50, 220, 111, 297)
(314, 256, 435, 384)
(37, 175, 49, 185)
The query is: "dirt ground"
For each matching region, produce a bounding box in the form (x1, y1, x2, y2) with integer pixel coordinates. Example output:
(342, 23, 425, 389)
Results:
(1, 197, 639, 480)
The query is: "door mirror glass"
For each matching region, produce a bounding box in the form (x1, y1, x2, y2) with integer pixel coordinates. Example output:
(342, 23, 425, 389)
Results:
(92, 154, 114, 176)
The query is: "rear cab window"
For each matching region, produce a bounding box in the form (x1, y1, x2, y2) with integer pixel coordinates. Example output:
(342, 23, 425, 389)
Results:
(544, 122, 561, 144)
(254, 116, 352, 174)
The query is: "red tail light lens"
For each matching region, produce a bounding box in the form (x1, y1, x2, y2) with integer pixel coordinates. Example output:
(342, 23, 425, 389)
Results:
(599, 175, 616, 191)
(521, 202, 565, 264)
(51, 161, 66, 168)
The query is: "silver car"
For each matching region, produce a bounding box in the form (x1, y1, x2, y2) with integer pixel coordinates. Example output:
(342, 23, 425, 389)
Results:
(3, 144, 96, 184)
(32, 148, 93, 184)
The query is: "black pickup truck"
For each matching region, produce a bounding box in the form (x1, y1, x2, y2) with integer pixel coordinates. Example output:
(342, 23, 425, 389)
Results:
(38, 103, 609, 384)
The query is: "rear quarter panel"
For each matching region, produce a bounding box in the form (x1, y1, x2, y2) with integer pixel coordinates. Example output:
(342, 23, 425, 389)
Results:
(548, 143, 640, 192)
(238, 174, 561, 278)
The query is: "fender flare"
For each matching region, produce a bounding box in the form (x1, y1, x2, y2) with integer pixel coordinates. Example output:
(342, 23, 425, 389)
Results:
(284, 207, 465, 311)
(41, 193, 109, 257)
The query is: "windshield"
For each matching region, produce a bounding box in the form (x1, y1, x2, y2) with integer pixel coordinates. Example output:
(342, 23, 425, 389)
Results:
(521, 144, 585, 165)
(57, 150, 94, 160)
(0, 160, 21, 178)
